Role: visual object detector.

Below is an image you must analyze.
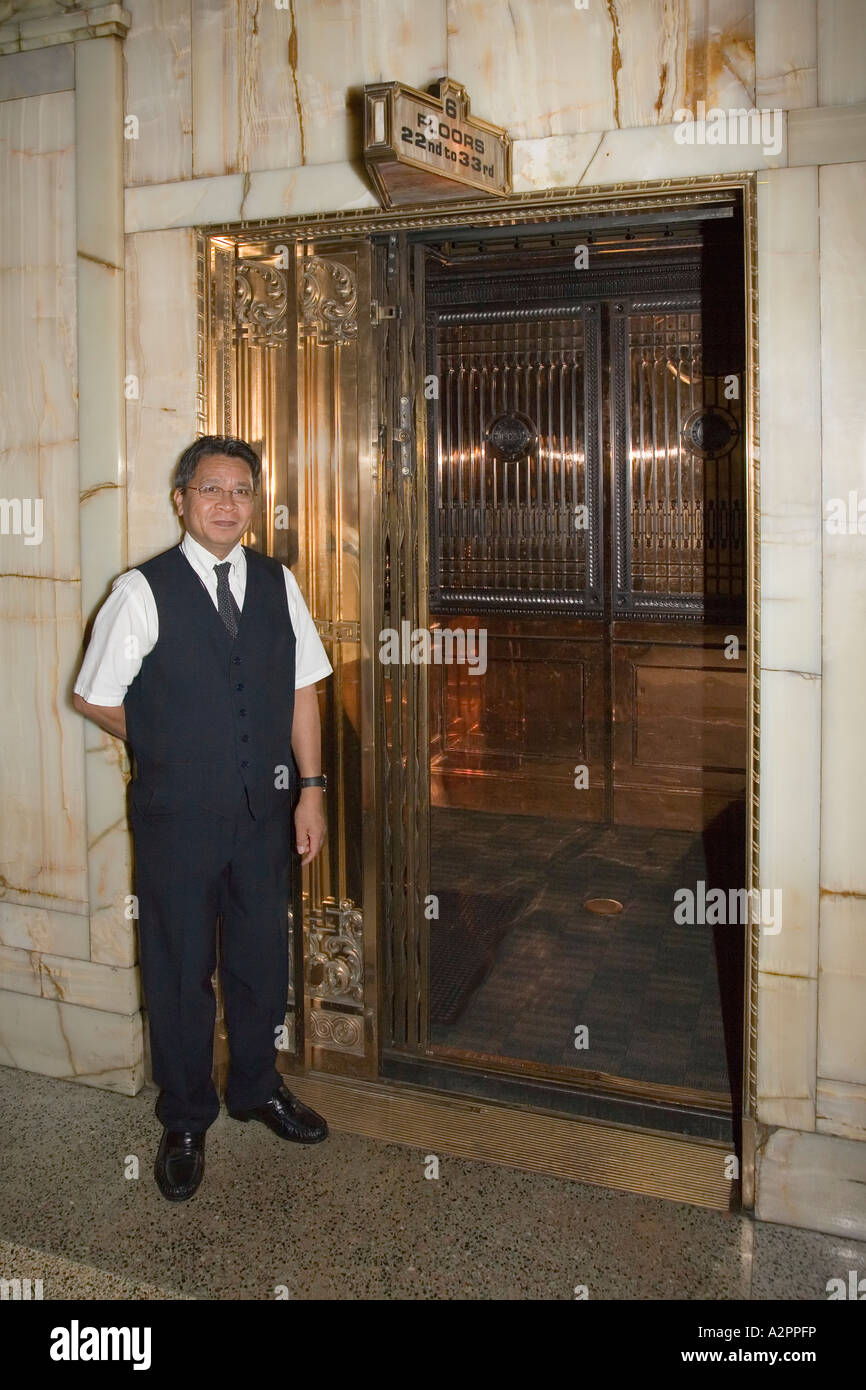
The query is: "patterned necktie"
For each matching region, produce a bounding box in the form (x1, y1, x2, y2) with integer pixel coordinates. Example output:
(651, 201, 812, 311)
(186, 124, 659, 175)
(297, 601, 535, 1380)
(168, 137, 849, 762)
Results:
(213, 561, 241, 638)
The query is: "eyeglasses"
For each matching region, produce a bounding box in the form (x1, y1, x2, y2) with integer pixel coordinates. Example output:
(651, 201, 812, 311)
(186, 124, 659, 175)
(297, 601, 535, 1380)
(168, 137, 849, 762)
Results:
(186, 484, 255, 503)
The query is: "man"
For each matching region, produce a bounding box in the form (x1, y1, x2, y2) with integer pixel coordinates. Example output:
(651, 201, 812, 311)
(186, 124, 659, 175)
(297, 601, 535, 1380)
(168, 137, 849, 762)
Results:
(73, 435, 332, 1202)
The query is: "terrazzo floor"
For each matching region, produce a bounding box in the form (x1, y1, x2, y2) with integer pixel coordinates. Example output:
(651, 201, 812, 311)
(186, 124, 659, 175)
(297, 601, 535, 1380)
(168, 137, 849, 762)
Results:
(1, 1065, 863, 1302)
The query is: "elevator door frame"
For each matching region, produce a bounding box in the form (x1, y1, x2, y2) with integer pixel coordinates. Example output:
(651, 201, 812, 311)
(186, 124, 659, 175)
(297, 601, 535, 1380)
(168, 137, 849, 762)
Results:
(380, 216, 748, 1140)
(198, 172, 760, 1209)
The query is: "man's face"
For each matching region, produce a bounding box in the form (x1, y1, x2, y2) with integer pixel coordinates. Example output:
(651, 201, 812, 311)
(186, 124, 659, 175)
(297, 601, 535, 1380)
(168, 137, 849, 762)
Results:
(173, 453, 256, 559)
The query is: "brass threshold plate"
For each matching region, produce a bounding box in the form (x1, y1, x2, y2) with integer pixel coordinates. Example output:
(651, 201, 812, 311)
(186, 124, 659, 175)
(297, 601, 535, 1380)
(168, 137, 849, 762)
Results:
(280, 1068, 736, 1212)
(429, 1044, 733, 1111)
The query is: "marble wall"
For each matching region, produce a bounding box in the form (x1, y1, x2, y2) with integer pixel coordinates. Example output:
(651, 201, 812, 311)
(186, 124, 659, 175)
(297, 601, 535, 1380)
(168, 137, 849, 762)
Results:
(0, 12, 142, 1093)
(1, 0, 866, 1235)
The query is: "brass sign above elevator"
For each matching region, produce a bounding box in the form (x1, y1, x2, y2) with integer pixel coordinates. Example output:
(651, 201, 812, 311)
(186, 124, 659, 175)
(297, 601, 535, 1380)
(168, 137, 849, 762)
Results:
(363, 78, 512, 207)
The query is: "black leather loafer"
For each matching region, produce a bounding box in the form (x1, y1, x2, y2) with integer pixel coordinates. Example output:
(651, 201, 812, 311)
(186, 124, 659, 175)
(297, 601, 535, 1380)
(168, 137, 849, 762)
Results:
(228, 1085, 329, 1143)
(154, 1128, 206, 1201)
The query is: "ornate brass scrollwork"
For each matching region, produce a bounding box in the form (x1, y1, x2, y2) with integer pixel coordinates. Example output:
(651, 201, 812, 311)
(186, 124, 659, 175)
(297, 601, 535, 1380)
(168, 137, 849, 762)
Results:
(305, 896, 364, 1002)
(301, 256, 358, 345)
(234, 260, 289, 344)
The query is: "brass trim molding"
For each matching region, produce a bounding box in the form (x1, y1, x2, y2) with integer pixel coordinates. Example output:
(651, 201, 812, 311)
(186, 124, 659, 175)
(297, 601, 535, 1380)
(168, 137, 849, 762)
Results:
(315, 618, 361, 642)
(430, 1046, 732, 1112)
(280, 1070, 737, 1211)
(743, 174, 760, 1136)
(206, 172, 749, 242)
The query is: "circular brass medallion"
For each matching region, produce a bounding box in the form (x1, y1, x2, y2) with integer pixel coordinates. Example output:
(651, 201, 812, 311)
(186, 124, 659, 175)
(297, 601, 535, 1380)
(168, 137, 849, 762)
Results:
(583, 897, 624, 916)
(485, 411, 538, 461)
(681, 405, 739, 460)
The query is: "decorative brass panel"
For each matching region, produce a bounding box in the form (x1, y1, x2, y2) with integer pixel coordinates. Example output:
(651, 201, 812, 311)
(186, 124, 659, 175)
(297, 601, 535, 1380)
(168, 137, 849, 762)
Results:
(305, 895, 364, 1003)
(307, 1007, 365, 1056)
(301, 255, 358, 345)
(611, 294, 746, 618)
(290, 235, 374, 1072)
(315, 618, 361, 643)
(235, 260, 289, 345)
(426, 307, 602, 613)
(200, 231, 377, 1077)
(377, 231, 427, 1053)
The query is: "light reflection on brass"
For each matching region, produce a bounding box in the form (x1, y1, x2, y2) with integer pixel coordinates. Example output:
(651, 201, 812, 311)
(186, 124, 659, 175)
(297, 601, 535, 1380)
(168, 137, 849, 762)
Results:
(584, 898, 625, 916)
(198, 173, 760, 1203)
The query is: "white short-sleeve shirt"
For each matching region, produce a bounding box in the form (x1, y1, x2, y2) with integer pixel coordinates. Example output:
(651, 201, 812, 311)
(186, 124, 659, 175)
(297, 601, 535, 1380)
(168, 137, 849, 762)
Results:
(74, 532, 333, 707)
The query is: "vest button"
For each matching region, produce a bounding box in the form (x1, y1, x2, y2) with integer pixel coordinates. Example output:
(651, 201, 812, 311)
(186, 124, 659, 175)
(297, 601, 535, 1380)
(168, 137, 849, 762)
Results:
(236, 683, 244, 691)
(241, 760, 249, 769)
(239, 708, 247, 717)
(241, 734, 249, 743)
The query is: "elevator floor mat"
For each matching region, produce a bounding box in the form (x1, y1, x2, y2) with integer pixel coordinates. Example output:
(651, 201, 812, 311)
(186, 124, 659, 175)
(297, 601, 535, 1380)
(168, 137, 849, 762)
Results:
(429, 887, 534, 1026)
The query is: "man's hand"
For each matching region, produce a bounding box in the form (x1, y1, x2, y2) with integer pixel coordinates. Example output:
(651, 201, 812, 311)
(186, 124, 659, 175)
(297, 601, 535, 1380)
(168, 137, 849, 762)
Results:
(295, 787, 326, 865)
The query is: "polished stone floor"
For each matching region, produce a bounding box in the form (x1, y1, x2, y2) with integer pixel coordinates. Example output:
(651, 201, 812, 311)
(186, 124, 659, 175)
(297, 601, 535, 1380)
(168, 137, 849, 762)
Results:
(429, 809, 743, 1099)
(1, 1065, 863, 1301)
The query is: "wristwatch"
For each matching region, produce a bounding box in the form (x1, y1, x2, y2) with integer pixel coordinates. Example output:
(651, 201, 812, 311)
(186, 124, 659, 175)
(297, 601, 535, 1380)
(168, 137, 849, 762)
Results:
(299, 774, 327, 790)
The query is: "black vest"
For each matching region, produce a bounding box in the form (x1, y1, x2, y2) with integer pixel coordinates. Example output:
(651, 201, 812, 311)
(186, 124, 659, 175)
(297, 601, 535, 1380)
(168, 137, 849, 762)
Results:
(124, 544, 296, 819)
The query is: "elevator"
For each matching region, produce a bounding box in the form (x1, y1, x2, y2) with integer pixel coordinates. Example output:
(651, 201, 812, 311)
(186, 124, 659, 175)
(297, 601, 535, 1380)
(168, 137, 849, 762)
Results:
(200, 177, 758, 1209)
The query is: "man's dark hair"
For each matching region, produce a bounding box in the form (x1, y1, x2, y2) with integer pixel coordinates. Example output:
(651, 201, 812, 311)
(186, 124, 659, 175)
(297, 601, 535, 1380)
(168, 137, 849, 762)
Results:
(173, 436, 262, 491)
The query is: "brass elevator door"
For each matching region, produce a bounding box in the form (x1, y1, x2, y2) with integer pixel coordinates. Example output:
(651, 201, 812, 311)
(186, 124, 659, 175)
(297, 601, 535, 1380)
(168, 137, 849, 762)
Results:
(380, 217, 748, 1132)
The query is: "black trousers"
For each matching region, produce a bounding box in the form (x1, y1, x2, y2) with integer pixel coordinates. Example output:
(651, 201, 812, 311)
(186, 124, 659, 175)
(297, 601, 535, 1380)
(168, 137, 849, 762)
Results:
(131, 787, 292, 1132)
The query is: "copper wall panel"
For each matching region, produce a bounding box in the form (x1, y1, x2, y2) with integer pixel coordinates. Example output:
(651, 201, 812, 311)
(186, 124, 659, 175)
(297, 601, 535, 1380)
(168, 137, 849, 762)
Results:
(429, 618, 605, 819)
(612, 635, 747, 830)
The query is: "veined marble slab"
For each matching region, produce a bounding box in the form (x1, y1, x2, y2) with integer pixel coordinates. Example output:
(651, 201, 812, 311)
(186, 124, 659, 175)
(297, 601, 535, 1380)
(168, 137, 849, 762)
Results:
(818, 0, 866, 106)
(0, 88, 87, 926)
(755, 0, 817, 110)
(1, 577, 88, 914)
(118, 0, 763, 186)
(819, 161, 866, 895)
(0, 988, 143, 1095)
(0, 42, 73, 100)
(0, 442, 79, 582)
(515, 114, 786, 194)
(123, 0, 191, 187)
(125, 227, 201, 565)
(122, 0, 446, 186)
(124, 159, 377, 233)
(82, 720, 135, 968)
(756, 1127, 866, 1240)
(756, 970, 817, 1132)
(756, 166, 821, 678)
(75, 37, 128, 616)
(788, 101, 866, 166)
(818, 895, 866, 1088)
(0, 901, 89, 961)
(0, 92, 77, 453)
(447, 0, 754, 138)
(817, 1078, 866, 1141)
(757, 670, 821, 982)
(0, 3, 129, 55)
(0, 943, 140, 1013)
